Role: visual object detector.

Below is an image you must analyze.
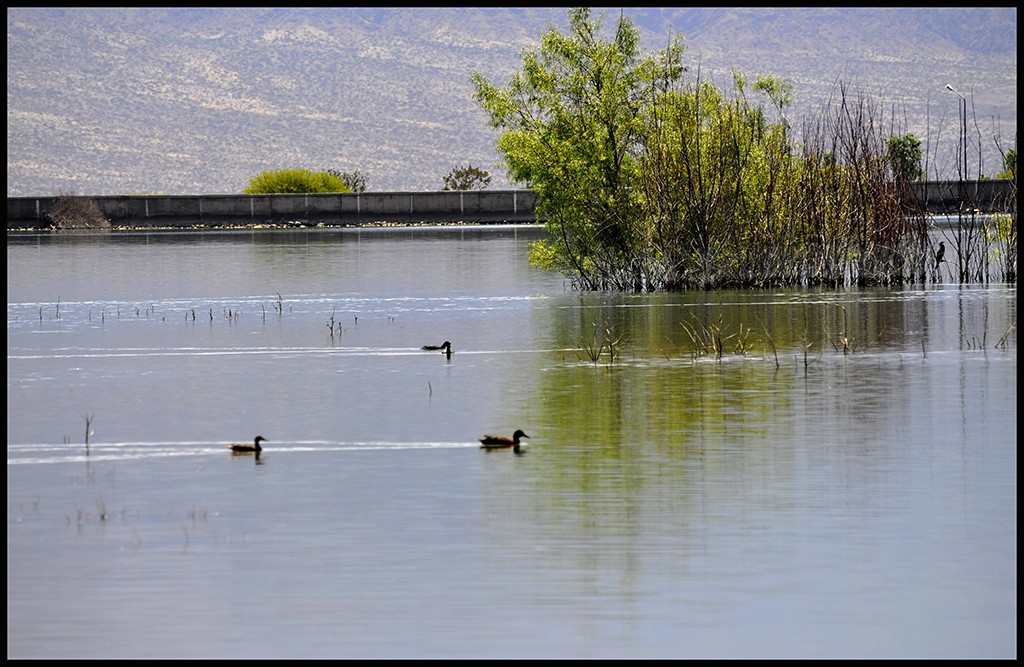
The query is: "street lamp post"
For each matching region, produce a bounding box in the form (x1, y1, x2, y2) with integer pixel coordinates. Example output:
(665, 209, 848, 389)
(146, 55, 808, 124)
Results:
(945, 84, 968, 183)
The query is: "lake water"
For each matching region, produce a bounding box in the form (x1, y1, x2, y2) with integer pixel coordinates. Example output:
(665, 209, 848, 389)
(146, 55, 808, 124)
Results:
(6, 225, 1017, 659)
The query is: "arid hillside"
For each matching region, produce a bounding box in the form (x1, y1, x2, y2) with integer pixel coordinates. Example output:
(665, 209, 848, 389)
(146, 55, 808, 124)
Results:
(6, 7, 1017, 197)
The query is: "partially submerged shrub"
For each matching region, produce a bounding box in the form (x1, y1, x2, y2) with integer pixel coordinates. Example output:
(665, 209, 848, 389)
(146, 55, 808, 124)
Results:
(45, 193, 110, 230)
(473, 8, 936, 290)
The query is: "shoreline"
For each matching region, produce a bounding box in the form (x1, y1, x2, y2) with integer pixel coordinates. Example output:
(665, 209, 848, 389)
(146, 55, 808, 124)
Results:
(6, 219, 539, 233)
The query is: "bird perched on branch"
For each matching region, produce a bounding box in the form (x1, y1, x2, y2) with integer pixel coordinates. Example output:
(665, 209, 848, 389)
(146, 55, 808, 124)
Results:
(935, 241, 946, 269)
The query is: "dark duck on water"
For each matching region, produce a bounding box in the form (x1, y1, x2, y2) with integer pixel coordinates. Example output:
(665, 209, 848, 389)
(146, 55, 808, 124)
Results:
(230, 435, 266, 453)
(422, 341, 452, 358)
(479, 429, 529, 453)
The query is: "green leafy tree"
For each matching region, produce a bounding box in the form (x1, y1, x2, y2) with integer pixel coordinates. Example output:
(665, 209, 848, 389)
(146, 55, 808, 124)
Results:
(885, 134, 923, 182)
(639, 72, 797, 288)
(243, 169, 350, 194)
(442, 164, 492, 190)
(472, 7, 686, 290)
(474, 7, 927, 291)
(327, 169, 368, 193)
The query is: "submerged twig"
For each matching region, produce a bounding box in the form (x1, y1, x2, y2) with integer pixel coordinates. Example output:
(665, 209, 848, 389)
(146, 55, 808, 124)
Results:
(81, 413, 95, 454)
(995, 320, 1016, 349)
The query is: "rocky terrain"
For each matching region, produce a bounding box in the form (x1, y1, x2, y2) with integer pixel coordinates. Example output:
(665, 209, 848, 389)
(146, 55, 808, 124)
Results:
(6, 7, 1017, 197)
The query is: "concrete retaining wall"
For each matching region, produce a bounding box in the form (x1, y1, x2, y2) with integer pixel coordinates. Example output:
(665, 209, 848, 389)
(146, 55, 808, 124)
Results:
(913, 179, 1016, 214)
(6, 190, 543, 230)
(6, 180, 1015, 231)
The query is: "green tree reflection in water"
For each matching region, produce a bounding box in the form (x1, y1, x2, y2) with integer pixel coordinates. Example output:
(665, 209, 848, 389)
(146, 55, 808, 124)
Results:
(494, 288, 942, 502)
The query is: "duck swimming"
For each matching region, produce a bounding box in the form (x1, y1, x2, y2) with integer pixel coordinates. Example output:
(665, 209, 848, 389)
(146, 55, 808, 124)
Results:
(422, 341, 452, 354)
(230, 435, 266, 453)
(479, 429, 529, 452)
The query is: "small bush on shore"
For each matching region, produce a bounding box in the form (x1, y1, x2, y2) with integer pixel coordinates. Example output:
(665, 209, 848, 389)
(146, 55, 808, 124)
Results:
(244, 169, 351, 194)
(45, 193, 110, 230)
(326, 168, 368, 193)
(442, 164, 492, 191)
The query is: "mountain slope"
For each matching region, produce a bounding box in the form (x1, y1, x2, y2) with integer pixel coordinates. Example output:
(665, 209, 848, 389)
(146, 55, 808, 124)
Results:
(6, 7, 1016, 197)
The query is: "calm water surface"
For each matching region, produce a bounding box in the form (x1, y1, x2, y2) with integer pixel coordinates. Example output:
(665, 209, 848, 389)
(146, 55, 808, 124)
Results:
(7, 226, 1017, 658)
